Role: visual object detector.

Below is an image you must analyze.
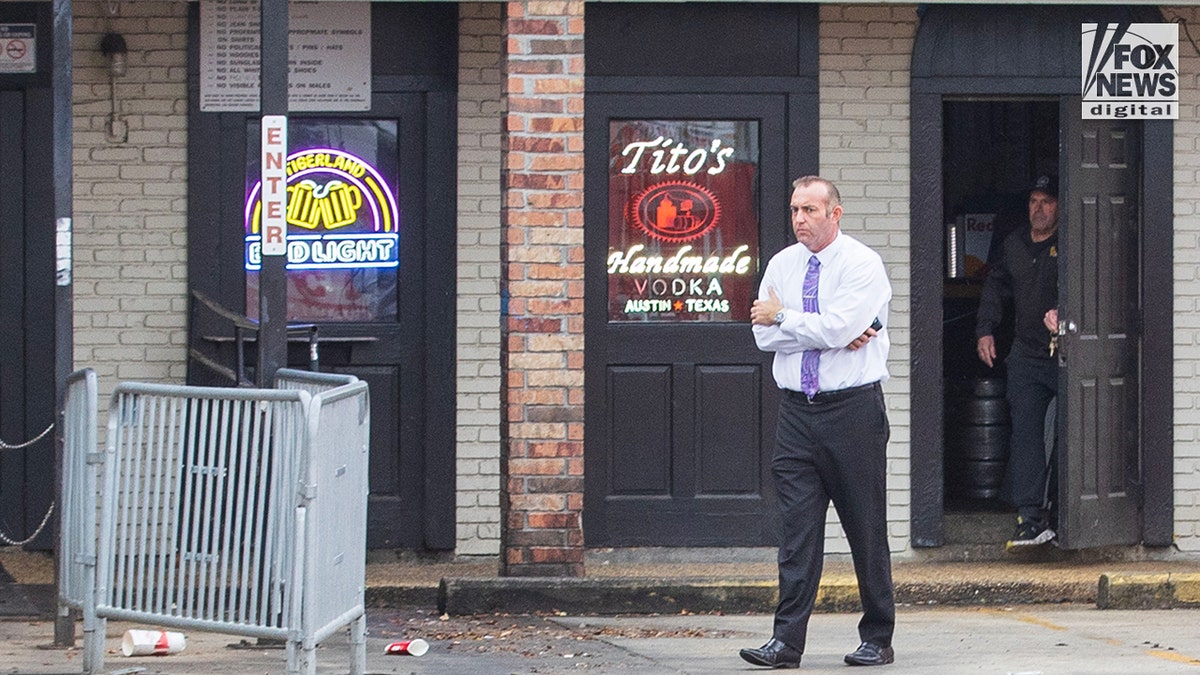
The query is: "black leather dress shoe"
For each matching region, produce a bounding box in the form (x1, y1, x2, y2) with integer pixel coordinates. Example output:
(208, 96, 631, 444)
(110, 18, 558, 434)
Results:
(739, 638, 802, 668)
(844, 641, 895, 666)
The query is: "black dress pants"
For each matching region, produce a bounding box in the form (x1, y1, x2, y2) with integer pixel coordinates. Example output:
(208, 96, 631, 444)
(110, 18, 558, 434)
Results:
(1002, 352, 1058, 519)
(771, 382, 895, 653)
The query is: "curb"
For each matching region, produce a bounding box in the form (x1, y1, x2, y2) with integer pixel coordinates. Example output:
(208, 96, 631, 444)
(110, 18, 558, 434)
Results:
(438, 578, 779, 616)
(434, 575, 1099, 616)
(1097, 573, 1200, 609)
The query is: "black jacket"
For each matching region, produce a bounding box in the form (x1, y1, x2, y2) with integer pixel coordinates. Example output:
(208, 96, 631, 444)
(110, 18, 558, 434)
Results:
(975, 228, 1059, 360)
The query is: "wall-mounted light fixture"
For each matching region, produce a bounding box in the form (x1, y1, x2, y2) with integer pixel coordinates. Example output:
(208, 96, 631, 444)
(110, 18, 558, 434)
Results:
(100, 32, 128, 78)
(100, 32, 128, 142)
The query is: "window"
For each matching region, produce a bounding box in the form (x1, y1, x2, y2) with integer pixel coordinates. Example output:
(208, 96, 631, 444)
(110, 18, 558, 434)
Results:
(244, 119, 400, 322)
(607, 120, 760, 322)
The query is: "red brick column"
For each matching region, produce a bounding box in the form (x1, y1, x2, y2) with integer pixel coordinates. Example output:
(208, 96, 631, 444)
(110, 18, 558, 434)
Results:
(500, 1, 585, 577)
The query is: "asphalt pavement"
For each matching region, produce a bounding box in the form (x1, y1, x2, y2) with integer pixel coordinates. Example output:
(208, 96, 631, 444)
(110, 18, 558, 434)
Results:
(3, 604, 1200, 674)
(6, 536, 1200, 673)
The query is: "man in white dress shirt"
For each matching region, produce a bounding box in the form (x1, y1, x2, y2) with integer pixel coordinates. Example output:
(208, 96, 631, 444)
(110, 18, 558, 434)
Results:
(740, 176, 895, 669)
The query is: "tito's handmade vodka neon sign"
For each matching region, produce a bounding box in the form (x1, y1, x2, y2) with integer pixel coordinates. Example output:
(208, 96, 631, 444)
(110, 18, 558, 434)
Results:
(618, 136, 735, 176)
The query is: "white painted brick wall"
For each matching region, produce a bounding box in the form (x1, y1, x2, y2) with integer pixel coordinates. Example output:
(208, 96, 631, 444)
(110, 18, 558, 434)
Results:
(1167, 6, 1200, 553)
(456, 2, 503, 556)
(820, 4, 917, 555)
(72, 1, 189, 403)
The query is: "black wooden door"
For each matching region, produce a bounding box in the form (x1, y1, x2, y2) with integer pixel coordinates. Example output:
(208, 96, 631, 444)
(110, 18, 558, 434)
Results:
(188, 84, 456, 552)
(583, 94, 790, 546)
(186, 3, 456, 551)
(1057, 104, 1142, 549)
(0, 84, 56, 547)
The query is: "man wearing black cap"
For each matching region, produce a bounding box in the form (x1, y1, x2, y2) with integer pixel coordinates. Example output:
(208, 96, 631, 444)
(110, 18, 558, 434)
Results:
(975, 174, 1060, 550)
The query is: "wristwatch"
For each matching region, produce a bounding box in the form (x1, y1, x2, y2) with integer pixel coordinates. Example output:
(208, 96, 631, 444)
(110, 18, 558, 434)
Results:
(774, 309, 786, 325)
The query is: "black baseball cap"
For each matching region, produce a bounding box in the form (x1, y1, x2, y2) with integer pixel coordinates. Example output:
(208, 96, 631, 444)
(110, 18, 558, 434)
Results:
(1030, 174, 1058, 199)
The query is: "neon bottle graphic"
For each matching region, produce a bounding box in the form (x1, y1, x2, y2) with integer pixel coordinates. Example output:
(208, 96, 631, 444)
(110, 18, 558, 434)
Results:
(655, 195, 677, 233)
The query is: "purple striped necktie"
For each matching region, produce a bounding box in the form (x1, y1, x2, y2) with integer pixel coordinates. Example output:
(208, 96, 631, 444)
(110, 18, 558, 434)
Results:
(800, 256, 821, 397)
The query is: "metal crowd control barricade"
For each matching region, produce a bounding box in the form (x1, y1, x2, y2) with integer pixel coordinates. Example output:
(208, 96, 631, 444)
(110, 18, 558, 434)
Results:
(274, 367, 358, 396)
(56, 369, 98, 667)
(66, 376, 369, 675)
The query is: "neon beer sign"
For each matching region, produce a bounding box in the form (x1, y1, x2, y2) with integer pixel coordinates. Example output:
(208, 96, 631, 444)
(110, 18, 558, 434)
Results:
(608, 121, 760, 322)
(244, 147, 399, 270)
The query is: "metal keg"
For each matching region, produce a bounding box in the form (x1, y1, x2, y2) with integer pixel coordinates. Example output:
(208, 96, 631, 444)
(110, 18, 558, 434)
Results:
(945, 377, 1010, 501)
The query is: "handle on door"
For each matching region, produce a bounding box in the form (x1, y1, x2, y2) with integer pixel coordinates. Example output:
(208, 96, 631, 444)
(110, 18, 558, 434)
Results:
(1057, 320, 1077, 336)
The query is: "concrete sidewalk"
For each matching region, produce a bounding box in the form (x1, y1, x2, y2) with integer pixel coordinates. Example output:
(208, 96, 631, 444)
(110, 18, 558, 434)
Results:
(4, 603, 1200, 673)
(7, 545, 1200, 621)
(6, 545, 1200, 674)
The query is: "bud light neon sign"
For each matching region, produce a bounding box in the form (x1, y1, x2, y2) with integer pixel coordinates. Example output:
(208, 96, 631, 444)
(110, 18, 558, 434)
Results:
(244, 147, 400, 270)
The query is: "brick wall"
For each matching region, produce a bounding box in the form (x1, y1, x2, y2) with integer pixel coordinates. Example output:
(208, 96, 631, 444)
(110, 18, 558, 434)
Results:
(499, 0, 585, 576)
(1166, 5, 1200, 553)
(72, 1, 189, 398)
(819, 4, 918, 554)
(456, 3, 504, 556)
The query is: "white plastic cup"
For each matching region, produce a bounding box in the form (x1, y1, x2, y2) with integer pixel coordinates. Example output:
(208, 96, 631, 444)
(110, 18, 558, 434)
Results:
(384, 638, 429, 656)
(121, 629, 186, 656)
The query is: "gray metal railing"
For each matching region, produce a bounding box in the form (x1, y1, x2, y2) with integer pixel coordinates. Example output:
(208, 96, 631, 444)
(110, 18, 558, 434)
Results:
(59, 373, 369, 675)
(189, 289, 320, 386)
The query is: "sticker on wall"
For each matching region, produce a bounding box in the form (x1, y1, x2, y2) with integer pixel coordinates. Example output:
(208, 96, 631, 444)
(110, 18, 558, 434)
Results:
(0, 24, 36, 74)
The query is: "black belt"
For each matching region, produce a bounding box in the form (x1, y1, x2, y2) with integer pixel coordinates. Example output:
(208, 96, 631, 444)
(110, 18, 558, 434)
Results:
(784, 381, 880, 405)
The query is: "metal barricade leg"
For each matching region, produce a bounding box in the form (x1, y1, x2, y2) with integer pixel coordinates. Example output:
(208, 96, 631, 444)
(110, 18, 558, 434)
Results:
(81, 557, 99, 675)
(350, 613, 367, 675)
(83, 612, 104, 674)
(286, 639, 299, 675)
(302, 638, 318, 675)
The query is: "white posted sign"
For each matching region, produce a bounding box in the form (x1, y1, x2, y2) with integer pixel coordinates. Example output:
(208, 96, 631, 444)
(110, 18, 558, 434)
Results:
(260, 115, 288, 256)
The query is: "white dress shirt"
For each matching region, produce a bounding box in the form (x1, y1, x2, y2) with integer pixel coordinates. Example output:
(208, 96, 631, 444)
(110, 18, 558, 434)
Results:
(752, 232, 892, 393)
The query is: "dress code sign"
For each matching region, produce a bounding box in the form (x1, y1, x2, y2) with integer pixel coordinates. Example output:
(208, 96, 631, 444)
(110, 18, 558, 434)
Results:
(1082, 22, 1178, 120)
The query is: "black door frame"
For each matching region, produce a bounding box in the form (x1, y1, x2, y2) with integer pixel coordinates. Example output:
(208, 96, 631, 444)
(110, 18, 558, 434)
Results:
(909, 5, 1173, 548)
(582, 2, 820, 547)
(582, 93, 799, 546)
(0, 0, 60, 549)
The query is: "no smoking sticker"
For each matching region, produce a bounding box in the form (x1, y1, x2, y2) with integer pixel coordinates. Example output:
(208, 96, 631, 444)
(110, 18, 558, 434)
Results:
(0, 24, 36, 74)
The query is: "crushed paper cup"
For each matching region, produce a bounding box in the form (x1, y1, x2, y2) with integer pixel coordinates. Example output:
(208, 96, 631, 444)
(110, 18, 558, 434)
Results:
(384, 638, 429, 656)
(121, 629, 186, 656)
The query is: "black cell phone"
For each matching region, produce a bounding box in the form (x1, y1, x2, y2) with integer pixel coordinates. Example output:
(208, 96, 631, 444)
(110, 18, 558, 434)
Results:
(870, 317, 883, 331)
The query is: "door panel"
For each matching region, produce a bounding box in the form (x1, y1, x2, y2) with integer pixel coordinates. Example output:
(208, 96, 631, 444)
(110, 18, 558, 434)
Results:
(0, 90, 28, 540)
(696, 365, 762, 495)
(1058, 104, 1142, 548)
(584, 94, 788, 547)
(0, 84, 56, 548)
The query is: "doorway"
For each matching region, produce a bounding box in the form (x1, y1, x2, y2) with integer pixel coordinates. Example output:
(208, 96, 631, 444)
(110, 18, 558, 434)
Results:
(184, 3, 458, 550)
(909, 3, 1173, 550)
(941, 100, 1058, 515)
